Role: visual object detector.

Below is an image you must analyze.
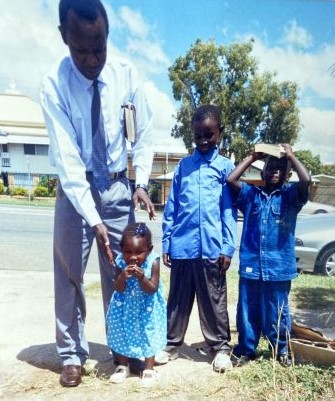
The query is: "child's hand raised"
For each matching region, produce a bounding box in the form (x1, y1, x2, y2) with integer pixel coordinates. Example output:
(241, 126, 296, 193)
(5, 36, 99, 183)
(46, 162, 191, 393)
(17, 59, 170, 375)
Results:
(132, 265, 145, 281)
(122, 265, 136, 279)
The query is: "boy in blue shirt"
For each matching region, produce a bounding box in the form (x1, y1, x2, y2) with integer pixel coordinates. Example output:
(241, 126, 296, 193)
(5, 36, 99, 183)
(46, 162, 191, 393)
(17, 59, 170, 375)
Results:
(161, 105, 237, 372)
(227, 144, 310, 366)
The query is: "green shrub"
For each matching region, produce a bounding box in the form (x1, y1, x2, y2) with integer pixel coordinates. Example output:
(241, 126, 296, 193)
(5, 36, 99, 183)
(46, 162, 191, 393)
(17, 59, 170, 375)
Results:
(0, 182, 4, 195)
(11, 187, 28, 197)
(34, 186, 49, 197)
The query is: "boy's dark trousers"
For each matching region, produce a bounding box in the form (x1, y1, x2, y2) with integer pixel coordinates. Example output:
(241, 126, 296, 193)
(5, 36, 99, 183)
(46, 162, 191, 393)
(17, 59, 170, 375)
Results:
(166, 258, 231, 354)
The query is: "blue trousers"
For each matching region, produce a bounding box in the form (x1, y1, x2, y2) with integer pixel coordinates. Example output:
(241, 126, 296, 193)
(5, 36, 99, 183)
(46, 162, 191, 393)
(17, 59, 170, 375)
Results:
(234, 277, 291, 357)
(53, 174, 134, 366)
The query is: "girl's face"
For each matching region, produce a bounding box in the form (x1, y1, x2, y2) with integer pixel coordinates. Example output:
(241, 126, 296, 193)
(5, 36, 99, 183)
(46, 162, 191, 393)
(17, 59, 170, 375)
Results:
(121, 236, 152, 267)
(193, 116, 220, 154)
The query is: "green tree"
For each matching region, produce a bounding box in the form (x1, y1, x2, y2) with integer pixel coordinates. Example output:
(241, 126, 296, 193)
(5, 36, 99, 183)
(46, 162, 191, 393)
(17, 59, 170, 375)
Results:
(169, 39, 300, 162)
(295, 150, 323, 175)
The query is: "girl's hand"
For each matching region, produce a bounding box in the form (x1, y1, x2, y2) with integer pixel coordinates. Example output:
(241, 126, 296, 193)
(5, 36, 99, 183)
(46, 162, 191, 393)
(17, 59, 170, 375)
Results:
(132, 265, 145, 281)
(122, 265, 135, 279)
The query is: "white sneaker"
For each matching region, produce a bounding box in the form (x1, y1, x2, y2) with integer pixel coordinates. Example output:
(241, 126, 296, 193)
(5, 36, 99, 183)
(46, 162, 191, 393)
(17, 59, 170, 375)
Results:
(110, 365, 130, 384)
(154, 346, 179, 365)
(140, 369, 159, 388)
(212, 351, 233, 373)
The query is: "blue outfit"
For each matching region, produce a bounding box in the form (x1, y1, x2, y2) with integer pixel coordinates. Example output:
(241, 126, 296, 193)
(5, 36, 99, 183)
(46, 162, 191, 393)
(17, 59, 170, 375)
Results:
(162, 147, 236, 259)
(235, 182, 308, 357)
(106, 251, 167, 359)
(162, 147, 237, 353)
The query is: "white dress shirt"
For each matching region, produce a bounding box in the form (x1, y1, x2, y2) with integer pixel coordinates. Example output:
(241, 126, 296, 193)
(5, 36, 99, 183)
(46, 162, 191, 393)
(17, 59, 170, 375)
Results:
(40, 55, 153, 227)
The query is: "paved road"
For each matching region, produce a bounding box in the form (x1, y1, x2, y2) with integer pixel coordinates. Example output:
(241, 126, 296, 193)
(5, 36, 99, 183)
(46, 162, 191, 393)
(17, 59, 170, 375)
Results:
(0, 204, 240, 272)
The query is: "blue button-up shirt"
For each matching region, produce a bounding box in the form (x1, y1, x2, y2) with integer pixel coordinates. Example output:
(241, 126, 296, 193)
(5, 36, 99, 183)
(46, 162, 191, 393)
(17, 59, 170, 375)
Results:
(162, 147, 237, 259)
(237, 182, 307, 281)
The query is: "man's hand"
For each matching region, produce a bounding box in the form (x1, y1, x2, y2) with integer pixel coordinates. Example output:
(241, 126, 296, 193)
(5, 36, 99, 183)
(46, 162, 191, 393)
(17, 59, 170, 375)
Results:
(133, 187, 156, 220)
(219, 254, 231, 274)
(93, 223, 114, 265)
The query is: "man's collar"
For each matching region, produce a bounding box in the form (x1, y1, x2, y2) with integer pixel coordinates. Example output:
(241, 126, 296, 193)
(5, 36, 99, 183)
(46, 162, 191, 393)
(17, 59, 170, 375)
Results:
(70, 57, 107, 90)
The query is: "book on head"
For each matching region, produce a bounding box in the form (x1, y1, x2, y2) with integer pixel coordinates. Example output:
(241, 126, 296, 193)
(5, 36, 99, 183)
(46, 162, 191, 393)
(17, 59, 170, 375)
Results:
(254, 143, 286, 158)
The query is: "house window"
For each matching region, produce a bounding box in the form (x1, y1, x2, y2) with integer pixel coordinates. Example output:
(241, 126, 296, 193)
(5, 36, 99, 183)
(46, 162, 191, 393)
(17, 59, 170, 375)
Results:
(23, 144, 48, 156)
(2, 158, 10, 167)
(0, 144, 8, 153)
(36, 145, 48, 156)
(24, 144, 35, 155)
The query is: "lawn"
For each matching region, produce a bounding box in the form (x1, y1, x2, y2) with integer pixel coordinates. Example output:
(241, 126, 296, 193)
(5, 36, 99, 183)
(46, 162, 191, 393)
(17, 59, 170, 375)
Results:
(86, 270, 335, 401)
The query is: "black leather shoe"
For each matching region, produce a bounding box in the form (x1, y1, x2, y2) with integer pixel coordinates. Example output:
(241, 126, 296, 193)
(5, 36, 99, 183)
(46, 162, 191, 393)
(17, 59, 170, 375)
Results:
(60, 365, 82, 387)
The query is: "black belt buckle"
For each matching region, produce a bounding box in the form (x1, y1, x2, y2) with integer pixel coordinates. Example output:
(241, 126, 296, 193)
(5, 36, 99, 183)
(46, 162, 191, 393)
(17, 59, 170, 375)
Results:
(110, 169, 127, 180)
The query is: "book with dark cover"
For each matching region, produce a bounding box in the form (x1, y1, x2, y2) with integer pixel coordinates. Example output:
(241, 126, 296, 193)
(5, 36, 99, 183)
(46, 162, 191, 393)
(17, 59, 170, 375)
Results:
(122, 104, 137, 143)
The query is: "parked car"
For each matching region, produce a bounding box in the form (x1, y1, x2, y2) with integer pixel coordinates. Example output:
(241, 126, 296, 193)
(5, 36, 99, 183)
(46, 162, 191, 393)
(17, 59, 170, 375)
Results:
(295, 213, 335, 277)
(299, 201, 335, 215)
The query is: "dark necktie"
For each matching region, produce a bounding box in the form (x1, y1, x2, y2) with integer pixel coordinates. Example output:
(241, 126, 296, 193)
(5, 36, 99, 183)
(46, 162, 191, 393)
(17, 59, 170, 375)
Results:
(91, 80, 110, 189)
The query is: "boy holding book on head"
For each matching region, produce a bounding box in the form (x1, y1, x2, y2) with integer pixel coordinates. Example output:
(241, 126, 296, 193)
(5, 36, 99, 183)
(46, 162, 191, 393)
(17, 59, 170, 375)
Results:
(226, 144, 310, 367)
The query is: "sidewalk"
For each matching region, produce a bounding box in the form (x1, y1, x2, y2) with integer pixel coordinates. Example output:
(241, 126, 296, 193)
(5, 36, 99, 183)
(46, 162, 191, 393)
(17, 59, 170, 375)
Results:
(1, 269, 334, 400)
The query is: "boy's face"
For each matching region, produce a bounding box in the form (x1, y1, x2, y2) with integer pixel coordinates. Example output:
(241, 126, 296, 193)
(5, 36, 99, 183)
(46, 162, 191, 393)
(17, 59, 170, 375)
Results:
(262, 157, 289, 187)
(193, 117, 220, 154)
(60, 10, 107, 81)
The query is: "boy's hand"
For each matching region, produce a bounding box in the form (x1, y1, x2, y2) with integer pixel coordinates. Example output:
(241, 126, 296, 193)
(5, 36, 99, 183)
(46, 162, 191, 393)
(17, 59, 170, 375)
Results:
(219, 255, 231, 273)
(163, 253, 171, 268)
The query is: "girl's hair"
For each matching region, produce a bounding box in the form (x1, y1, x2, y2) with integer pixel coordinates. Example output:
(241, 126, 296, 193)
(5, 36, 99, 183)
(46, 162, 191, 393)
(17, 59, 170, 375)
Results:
(191, 105, 221, 128)
(120, 222, 152, 248)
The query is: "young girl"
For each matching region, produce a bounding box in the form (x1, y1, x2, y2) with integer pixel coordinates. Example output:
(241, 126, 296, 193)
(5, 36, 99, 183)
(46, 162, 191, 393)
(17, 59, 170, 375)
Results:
(106, 222, 167, 387)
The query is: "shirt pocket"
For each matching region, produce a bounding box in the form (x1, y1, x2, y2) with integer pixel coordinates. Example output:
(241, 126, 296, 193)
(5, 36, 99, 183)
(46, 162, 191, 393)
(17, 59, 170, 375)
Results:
(270, 204, 291, 231)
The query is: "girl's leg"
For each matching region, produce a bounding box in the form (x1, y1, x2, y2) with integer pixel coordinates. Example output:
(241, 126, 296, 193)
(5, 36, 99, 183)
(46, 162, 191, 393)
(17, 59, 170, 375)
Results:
(144, 356, 155, 370)
(117, 355, 129, 366)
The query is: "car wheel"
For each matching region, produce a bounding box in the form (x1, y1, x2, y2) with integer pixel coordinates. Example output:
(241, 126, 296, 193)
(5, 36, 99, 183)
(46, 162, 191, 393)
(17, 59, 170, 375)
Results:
(315, 246, 335, 277)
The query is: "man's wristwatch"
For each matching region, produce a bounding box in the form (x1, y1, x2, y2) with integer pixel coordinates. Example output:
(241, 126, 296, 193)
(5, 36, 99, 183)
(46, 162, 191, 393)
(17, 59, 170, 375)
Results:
(136, 184, 148, 193)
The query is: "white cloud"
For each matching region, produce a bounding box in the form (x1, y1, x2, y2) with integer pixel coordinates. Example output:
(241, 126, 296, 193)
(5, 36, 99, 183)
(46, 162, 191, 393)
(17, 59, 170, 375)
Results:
(143, 81, 186, 153)
(296, 107, 335, 164)
(283, 20, 313, 49)
(251, 38, 335, 101)
(232, 31, 335, 163)
(119, 6, 150, 38)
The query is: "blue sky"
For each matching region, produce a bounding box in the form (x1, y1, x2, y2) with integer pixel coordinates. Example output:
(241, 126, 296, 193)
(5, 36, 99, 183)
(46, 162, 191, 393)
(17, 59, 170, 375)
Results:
(0, 0, 334, 163)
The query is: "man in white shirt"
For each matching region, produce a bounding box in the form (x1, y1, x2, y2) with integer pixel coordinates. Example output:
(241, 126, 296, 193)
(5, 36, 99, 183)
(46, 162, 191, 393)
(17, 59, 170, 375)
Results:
(40, 0, 155, 387)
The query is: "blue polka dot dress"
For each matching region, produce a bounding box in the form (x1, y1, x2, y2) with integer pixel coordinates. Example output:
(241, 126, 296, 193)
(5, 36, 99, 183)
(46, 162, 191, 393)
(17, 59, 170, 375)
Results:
(106, 251, 167, 359)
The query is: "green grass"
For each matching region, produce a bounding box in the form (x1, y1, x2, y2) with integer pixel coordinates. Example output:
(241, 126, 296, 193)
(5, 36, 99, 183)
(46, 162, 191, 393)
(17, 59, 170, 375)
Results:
(0, 194, 55, 207)
(85, 269, 335, 400)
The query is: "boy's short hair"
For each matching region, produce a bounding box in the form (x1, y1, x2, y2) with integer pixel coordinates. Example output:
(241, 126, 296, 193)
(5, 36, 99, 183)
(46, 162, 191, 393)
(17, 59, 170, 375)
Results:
(59, 0, 109, 34)
(263, 156, 292, 180)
